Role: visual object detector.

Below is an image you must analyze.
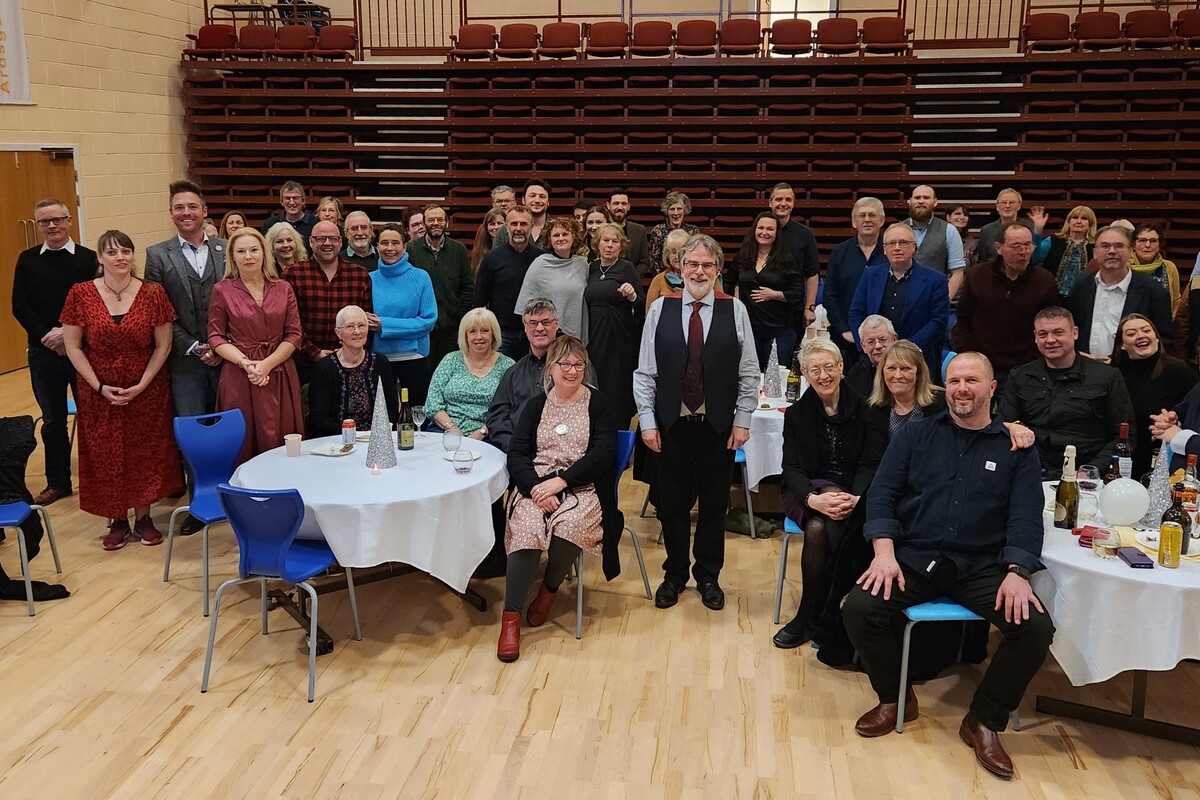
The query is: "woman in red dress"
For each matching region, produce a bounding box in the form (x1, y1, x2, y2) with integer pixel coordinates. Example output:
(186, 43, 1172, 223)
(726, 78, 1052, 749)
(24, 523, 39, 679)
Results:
(61, 230, 182, 551)
(207, 227, 304, 464)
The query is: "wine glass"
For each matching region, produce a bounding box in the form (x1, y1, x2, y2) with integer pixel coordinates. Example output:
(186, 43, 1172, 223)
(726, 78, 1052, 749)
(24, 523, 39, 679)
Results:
(411, 405, 426, 438)
(452, 448, 474, 474)
(1077, 465, 1102, 522)
(442, 428, 462, 454)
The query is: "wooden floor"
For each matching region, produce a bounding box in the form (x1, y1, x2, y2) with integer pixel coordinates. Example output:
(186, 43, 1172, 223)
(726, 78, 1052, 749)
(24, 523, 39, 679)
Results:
(1, 367, 1198, 799)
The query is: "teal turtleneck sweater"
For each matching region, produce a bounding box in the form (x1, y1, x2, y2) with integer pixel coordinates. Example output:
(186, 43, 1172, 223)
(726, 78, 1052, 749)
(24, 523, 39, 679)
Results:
(370, 253, 438, 358)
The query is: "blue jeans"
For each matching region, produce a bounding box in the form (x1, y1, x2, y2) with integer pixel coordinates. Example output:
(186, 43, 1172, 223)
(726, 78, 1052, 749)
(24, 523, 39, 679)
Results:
(27, 345, 77, 491)
(170, 362, 222, 418)
(752, 325, 798, 373)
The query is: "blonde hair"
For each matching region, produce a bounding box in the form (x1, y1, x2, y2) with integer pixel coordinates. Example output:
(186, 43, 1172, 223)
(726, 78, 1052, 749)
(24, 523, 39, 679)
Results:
(1055, 205, 1097, 242)
(224, 227, 280, 281)
(457, 307, 502, 353)
(869, 340, 935, 408)
(316, 195, 344, 222)
(542, 335, 588, 393)
(591, 222, 630, 257)
(265, 221, 309, 265)
(662, 228, 691, 271)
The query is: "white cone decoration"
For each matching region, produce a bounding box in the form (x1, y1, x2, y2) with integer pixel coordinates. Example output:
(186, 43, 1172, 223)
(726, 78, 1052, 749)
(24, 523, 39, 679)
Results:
(365, 382, 397, 470)
(763, 340, 782, 398)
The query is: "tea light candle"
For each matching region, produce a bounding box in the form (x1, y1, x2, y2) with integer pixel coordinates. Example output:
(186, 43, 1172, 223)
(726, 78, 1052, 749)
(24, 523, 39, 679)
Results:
(371, 463, 380, 475)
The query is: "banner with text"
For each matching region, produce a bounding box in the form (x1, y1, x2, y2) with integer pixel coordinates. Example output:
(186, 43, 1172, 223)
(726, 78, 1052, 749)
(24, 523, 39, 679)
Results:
(0, 0, 32, 105)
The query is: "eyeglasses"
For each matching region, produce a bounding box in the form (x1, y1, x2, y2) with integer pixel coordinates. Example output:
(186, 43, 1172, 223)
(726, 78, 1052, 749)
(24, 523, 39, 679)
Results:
(1135, 237, 1159, 245)
(36, 216, 70, 227)
(805, 363, 841, 377)
(524, 318, 557, 329)
(1096, 243, 1128, 251)
(682, 259, 718, 271)
(555, 362, 586, 372)
(311, 235, 341, 244)
(882, 240, 914, 249)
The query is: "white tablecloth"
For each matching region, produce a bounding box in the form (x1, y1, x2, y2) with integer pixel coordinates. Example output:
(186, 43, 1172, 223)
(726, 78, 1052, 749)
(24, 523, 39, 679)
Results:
(1032, 484, 1200, 686)
(742, 398, 790, 491)
(231, 434, 509, 593)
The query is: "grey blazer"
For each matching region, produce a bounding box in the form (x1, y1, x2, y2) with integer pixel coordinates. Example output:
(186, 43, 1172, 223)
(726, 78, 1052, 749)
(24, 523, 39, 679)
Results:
(144, 236, 227, 368)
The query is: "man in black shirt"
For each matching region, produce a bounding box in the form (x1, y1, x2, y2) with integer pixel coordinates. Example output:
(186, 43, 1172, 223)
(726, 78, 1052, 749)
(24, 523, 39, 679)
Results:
(10, 199, 96, 505)
(844, 352, 1054, 780)
(844, 314, 897, 397)
(475, 206, 543, 360)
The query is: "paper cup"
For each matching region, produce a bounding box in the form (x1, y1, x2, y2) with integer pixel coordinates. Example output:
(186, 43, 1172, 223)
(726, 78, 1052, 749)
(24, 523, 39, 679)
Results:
(284, 433, 302, 457)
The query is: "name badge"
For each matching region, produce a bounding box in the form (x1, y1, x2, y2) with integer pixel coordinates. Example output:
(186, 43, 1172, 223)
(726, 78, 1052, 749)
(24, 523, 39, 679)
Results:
(985, 461, 997, 472)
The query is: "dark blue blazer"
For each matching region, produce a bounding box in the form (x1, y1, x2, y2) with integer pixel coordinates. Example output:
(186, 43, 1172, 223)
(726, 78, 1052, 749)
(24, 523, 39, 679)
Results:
(848, 260, 950, 377)
(1067, 270, 1175, 355)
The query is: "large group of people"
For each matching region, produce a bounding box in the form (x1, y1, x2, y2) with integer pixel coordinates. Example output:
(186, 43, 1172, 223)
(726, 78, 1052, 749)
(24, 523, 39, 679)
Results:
(12, 173, 1200, 781)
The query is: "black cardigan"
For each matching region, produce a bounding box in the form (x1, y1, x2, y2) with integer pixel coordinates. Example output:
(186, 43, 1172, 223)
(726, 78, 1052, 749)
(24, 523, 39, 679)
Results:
(307, 353, 399, 438)
(781, 384, 887, 505)
(508, 388, 624, 580)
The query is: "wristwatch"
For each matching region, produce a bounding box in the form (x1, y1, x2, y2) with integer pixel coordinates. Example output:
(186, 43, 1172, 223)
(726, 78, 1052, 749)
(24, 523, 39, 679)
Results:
(1007, 564, 1031, 580)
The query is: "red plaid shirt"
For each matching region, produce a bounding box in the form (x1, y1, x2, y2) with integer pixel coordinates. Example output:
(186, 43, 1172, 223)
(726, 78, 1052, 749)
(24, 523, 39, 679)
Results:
(283, 258, 373, 361)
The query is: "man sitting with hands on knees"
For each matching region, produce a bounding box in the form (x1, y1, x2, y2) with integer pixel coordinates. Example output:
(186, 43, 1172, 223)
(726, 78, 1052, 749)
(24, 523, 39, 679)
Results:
(843, 352, 1054, 781)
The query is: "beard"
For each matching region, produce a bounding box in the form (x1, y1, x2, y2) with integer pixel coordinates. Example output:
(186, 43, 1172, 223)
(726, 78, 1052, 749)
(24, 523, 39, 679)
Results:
(950, 396, 981, 418)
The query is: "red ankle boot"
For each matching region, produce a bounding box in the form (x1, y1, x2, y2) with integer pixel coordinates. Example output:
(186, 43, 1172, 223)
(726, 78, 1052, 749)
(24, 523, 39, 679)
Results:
(497, 611, 521, 662)
(526, 583, 557, 627)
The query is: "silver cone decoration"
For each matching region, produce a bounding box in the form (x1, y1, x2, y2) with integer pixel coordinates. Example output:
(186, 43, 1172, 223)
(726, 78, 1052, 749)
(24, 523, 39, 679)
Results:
(365, 382, 397, 470)
(1136, 445, 1172, 530)
(763, 340, 782, 398)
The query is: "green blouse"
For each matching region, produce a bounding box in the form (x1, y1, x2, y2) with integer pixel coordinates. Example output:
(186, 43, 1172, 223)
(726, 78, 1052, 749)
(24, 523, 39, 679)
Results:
(426, 350, 515, 434)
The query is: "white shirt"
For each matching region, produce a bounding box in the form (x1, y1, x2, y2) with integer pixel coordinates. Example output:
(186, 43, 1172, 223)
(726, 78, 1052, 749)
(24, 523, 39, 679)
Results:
(177, 234, 211, 278)
(1088, 270, 1132, 358)
(40, 239, 77, 255)
(633, 288, 761, 432)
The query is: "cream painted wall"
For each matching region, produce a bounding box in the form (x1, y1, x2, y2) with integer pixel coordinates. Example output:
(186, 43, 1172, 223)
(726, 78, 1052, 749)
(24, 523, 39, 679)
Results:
(1, 0, 206, 257)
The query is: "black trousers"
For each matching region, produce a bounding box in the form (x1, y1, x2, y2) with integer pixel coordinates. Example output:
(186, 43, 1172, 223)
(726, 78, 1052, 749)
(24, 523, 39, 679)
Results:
(656, 418, 734, 585)
(843, 561, 1054, 732)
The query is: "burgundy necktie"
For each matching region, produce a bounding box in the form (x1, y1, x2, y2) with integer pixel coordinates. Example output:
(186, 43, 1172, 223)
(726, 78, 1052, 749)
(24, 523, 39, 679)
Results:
(682, 300, 705, 413)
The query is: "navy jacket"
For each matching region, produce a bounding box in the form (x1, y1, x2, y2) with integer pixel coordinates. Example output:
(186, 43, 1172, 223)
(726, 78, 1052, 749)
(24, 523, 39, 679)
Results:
(848, 260, 950, 378)
(823, 237, 887, 340)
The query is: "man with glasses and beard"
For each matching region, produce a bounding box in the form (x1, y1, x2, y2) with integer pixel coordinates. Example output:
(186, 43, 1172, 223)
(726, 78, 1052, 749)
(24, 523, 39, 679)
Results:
(407, 205, 473, 366)
(844, 352, 1053, 781)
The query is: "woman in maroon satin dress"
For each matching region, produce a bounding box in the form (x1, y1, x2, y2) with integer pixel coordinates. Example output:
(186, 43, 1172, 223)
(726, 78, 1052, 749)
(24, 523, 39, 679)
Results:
(61, 230, 182, 550)
(207, 227, 304, 464)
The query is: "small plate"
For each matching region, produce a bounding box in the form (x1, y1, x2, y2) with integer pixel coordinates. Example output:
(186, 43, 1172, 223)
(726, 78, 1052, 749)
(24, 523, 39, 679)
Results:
(1135, 531, 1160, 551)
(356, 431, 371, 442)
(442, 450, 481, 461)
(312, 442, 355, 457)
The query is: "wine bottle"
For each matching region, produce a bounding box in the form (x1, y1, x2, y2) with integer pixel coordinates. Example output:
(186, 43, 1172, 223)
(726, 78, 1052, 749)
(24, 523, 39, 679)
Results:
(1054, 445, 1079, 530)
(785, 355, 801, 403)
(1114, 423, 1133, 479)
(1102, 455, 1122, 485)
(397, 387, 415, 451)
(1159, 482, 1190, 567)
(1141, 440, 1162, 488)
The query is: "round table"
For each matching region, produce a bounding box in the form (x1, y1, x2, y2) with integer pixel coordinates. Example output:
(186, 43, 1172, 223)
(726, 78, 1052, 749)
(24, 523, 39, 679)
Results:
(231, 434, 509, 593)
(1032, 484, 1200, 686)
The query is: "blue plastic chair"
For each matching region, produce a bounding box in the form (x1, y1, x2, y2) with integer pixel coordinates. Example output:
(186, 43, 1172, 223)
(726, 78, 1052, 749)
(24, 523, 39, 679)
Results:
(164, 409, 247, 616)
(896, 598, 1019, 733)
(735, 447, 757, 540)
(33, 394, 77, 450)
(202, 484, 361, 703)
(772, 515, 804, 624)
(570, 430, 653, 639)
(0, 502, 62, 617)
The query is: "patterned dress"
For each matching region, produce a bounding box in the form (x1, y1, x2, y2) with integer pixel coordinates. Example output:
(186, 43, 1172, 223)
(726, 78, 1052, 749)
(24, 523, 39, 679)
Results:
(505, 387, 603, 555)
(425, 350, 514, 435)
(60, 281, 182, 518)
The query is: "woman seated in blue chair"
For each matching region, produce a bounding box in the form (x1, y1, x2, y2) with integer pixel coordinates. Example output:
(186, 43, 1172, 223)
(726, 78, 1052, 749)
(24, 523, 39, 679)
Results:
(497, 335, 622, 663)
(307, 305, 399, 438)
(774, 339, 887, 658)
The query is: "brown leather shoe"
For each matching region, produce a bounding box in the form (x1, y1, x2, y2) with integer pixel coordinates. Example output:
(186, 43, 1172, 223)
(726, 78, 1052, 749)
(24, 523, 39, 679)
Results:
(497, 611, 521, 662)
(854, 689, 919, 738)
(33, 486, 71, 506)
(526, 583, 557, 627)
(959, 712, 1014, 779)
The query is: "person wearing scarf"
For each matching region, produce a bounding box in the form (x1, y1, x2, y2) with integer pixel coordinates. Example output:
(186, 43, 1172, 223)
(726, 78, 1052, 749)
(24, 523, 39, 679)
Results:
(1036, 205, 1096, 300)
(1129, 223, 1181, 314)
(515, 217, 589, 341)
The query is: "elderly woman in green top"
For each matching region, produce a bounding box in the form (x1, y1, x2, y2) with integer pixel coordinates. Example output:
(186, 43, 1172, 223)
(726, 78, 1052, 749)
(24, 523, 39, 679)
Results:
(426, 308, 515, 439)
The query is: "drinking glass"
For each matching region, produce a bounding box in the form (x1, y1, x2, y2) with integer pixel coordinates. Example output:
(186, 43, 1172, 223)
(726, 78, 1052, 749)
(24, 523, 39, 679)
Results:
(453, 448, 474, 474)
(1091, 527, 1121, 559)
(411, 405, 426, 438)
(1077, 465, 1101, 492)
(443, 428, 462, 453)
(1077, 465, 1102, 522)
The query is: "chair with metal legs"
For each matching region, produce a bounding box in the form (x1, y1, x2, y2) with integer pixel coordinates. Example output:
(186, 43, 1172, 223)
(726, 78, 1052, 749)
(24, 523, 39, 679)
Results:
(164, 409, 246, 616)
(202, 484, 361, 703)
(0, 502, 62, 617)
(896, 598, 1020, 733)
(772, 516, 805, 624)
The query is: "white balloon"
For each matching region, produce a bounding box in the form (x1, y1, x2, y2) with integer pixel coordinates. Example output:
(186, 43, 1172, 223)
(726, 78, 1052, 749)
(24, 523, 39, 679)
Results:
(1098, 478, 1150, 526)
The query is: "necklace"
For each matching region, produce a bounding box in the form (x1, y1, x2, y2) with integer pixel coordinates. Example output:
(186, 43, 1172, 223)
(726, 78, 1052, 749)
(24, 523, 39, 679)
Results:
(102, 276, 133, 301)
(598, 260, 618, 279)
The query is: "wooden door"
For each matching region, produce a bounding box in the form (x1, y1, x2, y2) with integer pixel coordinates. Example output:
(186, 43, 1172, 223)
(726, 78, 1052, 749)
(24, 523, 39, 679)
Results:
(0, 150, 80, 373)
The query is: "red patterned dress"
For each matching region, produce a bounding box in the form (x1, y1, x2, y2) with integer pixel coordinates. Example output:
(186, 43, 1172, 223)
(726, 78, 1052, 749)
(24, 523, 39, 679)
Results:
(60, 281, 182, 518)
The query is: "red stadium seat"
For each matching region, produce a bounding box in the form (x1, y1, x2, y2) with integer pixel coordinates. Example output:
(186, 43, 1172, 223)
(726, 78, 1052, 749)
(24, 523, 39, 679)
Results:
(815, 18, 859, 55)
(448, 24, 496, 60)
(768, 19, 812, 56)
(274, 24, 318, 58)
(676, 20, 718, 56)
(311, 25, 357, 60)
(1021, 13, 1076, 52)
(1073, 12, 1129, 51)
(1175, 10, 1200, 47)
(860, 17, 912, 55)
(493, 24, 538, 59)
(630, 21, 674, 57)
(586, 21, 630, 58)
(229, 25, 278, 59)
(537, 23, 581, 59)
(183, 24, 237, 59)
(718, 18, 762, 56)
(1123, 10, 1182, 49)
